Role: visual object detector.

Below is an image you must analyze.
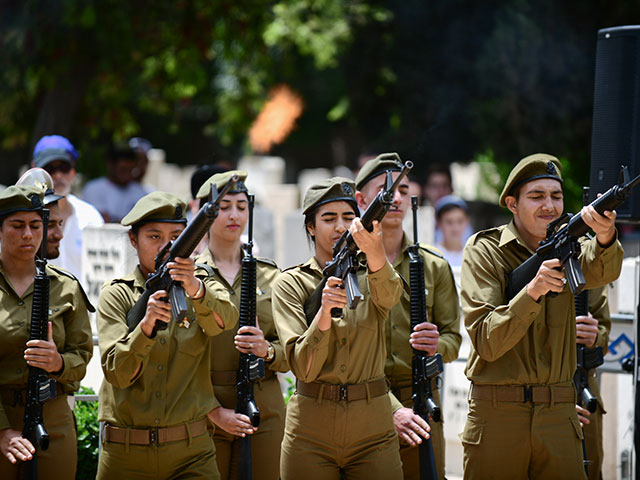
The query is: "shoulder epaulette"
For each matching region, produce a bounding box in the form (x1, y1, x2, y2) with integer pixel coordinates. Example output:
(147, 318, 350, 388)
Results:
(256, 257, 279, 269)
(471, 226, 502, 245)
(282, 263, 303, 273)
(49, 265, 96, 313)
(110, 277, 135, 287)
(418, 243, 444, 259)
(195, 263, 216, 277)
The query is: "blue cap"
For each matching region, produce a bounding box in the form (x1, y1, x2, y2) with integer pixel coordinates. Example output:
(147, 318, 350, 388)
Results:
(33, 135, 79, 165)
(435, 194, 468, 218)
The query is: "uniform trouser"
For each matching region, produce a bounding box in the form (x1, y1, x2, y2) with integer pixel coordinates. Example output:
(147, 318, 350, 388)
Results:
(281, 390, 403, 480)
(0, 393, 77, 480)
(211, 376, 285, 480)
(97, 422, 219, 480)
(460, 397, 586, 480)
(583, 369, 605, 480)
(396, 387, 445, 480)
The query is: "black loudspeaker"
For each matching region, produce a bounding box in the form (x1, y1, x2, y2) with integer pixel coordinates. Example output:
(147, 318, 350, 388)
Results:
(590, 25, 640, 222)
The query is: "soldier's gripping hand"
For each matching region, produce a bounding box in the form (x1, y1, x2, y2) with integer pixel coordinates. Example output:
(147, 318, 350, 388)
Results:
(0, 428, 34, 464)
(393, 407, 431, 446)
(167, 257, 203, 299)
(24, 321, 63, 373)
(576, 312, 598, 348)
(526, 258, 565, 302)
(410, 322, 439, 356)
(315, 277, 347, 332)
(576, 405, 591, 428)
(580, 198, 616, 247)
(350, 219, 385, 272)
(141, 290, 172, 338)
(207, 407, 256, 437)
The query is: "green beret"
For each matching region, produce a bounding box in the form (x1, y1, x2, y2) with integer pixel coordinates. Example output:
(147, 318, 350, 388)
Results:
(302, 177, 358, 215)
(121, 191, 188, 227)
(0, 185, 45, 218)
(196, 170, 248, 199)
(499, 153, 563, 207)
(355, 152, 403, 190)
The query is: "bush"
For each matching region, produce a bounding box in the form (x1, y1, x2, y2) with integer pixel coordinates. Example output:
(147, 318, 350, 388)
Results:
(74, 387, 99, 480)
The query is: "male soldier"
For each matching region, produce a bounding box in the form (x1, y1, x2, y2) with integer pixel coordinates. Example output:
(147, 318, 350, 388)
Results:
(459, 153, 623, 479)
(355, 154, 461, 479)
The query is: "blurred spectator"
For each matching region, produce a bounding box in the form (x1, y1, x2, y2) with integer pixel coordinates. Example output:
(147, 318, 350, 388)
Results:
(434, 195, 470, 268)
(128, 136, 152, 184)
(31, 135, 104, 281)
(82, 143, 152, 222)
(407, 172, 423, 205)
(423, 163, 453, 207)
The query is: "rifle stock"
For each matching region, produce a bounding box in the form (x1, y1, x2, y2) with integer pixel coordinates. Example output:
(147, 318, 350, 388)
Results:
(303, 161, 413, 324)
(126, 175, 238, 335)
(506, 166, 640, 301)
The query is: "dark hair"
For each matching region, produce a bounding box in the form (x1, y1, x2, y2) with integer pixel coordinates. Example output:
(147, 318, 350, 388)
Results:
(109, 143, 137, 163)
(191, 164, 229, 200)
(425, 163, 452, 185)
(436, 204, 468, 220)
(303, 208, 317, 245)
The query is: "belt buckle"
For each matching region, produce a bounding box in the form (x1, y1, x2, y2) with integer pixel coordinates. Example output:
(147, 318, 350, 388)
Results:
(149, 427, 159, 446)
(339, 384, 348, 401)
(523, 385, 533, 403)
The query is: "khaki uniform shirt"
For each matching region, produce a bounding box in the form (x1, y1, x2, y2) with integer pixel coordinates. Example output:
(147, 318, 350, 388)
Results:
(97, 266, 238, 427)
(386, 235, 461, 411)
(587, 285, 610, 354)
(272, 257, 402, 384)
(461, 220, 623, 385)
(195, 248, 288, 410)
(0, 264, 93, 430)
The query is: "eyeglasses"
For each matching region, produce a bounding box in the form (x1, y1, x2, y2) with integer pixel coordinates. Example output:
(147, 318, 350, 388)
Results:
(44, 162, 72, 174)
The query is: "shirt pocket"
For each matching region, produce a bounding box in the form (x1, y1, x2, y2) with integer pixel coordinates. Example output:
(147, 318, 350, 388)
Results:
(175, 315, 208, 358)
(459, 415, 485, 447)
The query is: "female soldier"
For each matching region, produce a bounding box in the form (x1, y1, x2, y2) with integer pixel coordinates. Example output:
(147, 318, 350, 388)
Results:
(272, 177, 404, 480)
(96, 191, 238, 479)
(0, 185, 93, 479)
(194, 170, 287, 480)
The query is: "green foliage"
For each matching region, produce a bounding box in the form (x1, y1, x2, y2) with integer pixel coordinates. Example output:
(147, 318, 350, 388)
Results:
(283, 376, 296, 404)
(74, 387, 99, 480)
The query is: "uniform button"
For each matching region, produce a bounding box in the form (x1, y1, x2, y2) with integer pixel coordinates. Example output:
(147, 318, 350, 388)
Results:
(157, 365, 163, 371)
(341, 338, 346, 345)
(314, 337, 319, 343)
(536, 323, 541, 330)
(538, 353, 544, 360)
(145, 345, 151, 350)
(154, 418, 160, 425)
(393, 351, 398, 356)
(18, 301, 24, 306)
(16, 368, 22, 374)
(230, 290, 235, 295)
(155, 391, 161, 398)
(160, 338, 166, 345)
(19, 322, 25, 327)
(392, 324, 397, 330)
(530, 312, 535, 318)
(340, 365, 346, 372)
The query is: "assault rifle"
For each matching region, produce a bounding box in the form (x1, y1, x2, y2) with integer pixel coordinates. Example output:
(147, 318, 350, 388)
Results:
(126, 174, 238, 336)
(506, 166, 640, 301)
(303, 161, 413, 323)
(236, 195, 264, 480)
(408, 196, 442, 480)
(23, 207, 57, 480)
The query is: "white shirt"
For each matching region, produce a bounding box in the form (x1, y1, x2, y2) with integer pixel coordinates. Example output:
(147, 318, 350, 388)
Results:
(435, 242, 464, 269)
(82, 177, 151, 222)
(50, 194, 104, 283)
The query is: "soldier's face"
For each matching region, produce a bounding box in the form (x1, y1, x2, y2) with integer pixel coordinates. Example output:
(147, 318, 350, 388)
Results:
(506, 178, 563, 245)
(307, 201, 356, 259)
(0, 211, 43, 263)
(129, 222, 185, 276)
(46, 203, 64, 259)
(209, 193, 249, 244)
(356, 171, 410, 230)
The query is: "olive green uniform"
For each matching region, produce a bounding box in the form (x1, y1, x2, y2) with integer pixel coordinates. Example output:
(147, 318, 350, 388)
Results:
(582, 286, 610, 480)
(96, 266, 238, 480)
(273, 257, 404, 480)
(386, 236, 461, 480)
(0, 264, 93, 480)
(195, 248, 287, 480)
(459, 221, 623, 479)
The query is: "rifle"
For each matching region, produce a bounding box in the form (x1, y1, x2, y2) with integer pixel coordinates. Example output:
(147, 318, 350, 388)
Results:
(408, 196, 443, 480)
(506, 166, 640, 301)
(303, 161, 413, 323)
(126, 174, 238, 336)
(235, 195, 264, 480)
(22, 208, 57, 480)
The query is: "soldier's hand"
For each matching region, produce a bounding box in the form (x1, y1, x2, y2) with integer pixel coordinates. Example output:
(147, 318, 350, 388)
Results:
(320, 277, 347, 315)
(576, 312, 598, 347)
(0, 428, 34, 464)
(576, 405, 591, 428)
(526, 258, 565, 301)
(580, 199, 616, 247)
(235, 322, 269, 358)
(141, 290, 172, 338)
(24, 321, 64, 373)
(207, 407, 257, 437)
(410, 322, 439, 356)
(167, 257, 202, 298)
(350, 219, 386, 272)
(393, 407, 430, 446)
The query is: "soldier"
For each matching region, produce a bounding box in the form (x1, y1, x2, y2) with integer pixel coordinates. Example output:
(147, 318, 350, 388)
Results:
(459, 154, 623, 479)
(194, 171, 287, 480)
(576, 285, 610, 480)
(272, 177, 404, 480)
(355, 154, 461, 479)
(0, 185, 93, 479)
(96, 192, 238, 479)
